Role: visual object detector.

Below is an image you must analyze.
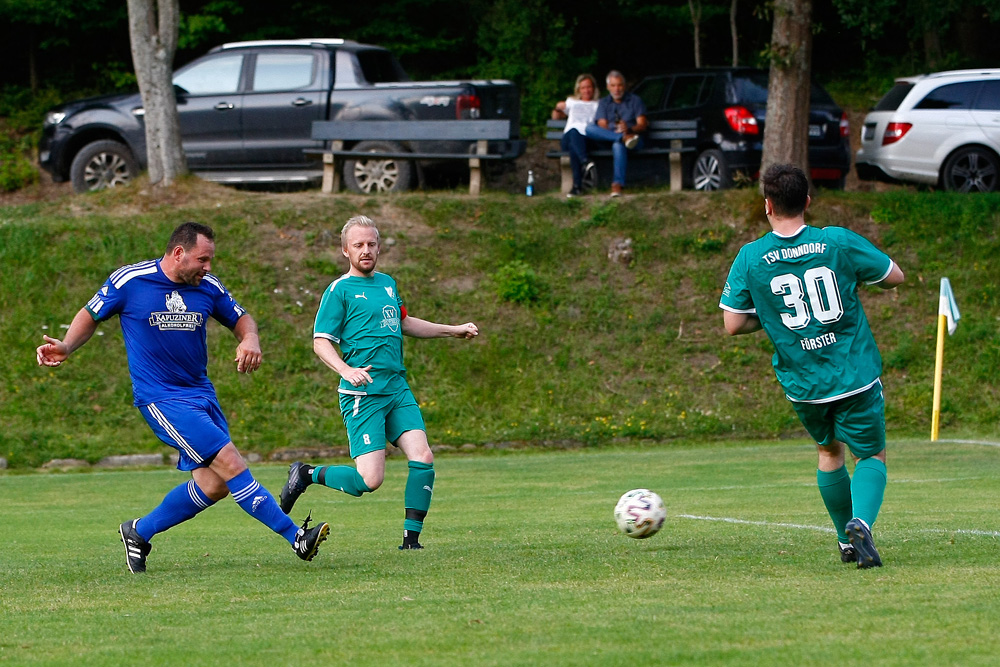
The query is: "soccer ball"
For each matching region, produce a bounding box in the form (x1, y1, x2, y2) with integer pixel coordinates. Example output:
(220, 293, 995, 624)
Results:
(614, 488, 666, 539)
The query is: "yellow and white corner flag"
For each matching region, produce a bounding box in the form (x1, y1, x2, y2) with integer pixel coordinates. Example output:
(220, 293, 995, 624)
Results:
(931, 278, 960, 440)
(939, 277, 961, 335)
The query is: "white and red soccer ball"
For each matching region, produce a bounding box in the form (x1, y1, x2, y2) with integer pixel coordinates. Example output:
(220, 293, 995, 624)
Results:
(614, 488, 666, 539)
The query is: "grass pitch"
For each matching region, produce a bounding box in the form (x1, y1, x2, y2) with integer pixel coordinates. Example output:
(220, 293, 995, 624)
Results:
(2, 438, 1000, 665)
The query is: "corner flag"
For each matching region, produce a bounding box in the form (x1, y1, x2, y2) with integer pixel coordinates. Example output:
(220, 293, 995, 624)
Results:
(939, 277, 960, 335)
(931, 278, 960, 441)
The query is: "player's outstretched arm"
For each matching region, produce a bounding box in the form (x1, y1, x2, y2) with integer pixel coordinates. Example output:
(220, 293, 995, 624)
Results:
(36, 308, 99, 367)
(232, 314, 262, 374)
(401, 316, 479, 340)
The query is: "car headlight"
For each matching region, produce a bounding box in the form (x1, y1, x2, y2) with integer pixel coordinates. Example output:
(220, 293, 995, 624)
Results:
(44, 111, 66, 126)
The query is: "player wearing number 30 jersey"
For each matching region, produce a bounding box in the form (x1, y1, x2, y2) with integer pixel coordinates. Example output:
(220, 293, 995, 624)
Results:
(720, 219, 892, 403)
(720, 164, 904, 569)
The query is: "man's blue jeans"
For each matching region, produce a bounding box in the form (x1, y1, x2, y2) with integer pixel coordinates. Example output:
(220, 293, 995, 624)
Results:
(585, 124, 644, 186)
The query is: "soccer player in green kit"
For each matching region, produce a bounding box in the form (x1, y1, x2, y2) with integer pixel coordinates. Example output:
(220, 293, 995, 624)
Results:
(720, 164, 905, 569)
(280, 215, 479, 550)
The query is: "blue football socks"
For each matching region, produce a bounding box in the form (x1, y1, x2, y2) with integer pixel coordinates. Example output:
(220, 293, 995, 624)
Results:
(136, 479, 216, 542)
(226, 469, 299, 544)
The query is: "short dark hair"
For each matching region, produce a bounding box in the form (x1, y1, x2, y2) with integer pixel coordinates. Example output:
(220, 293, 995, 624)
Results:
(167, 222, 215, 252)
(761, 164, 809, 217)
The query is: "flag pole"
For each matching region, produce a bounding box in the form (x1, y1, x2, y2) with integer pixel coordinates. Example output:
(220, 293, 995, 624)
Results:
(931, 312, 946, 441)
(931, 277, 960, 442)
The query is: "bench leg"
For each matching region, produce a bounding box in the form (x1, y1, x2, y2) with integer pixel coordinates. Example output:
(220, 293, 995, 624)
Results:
(560, 155, 573, 194)
(322, 153, 335, 194)
(669, 140, 683, 192)
(469, 158, 482, 195)
(321, 141, 344, 194)
(469, 139, 487, 195)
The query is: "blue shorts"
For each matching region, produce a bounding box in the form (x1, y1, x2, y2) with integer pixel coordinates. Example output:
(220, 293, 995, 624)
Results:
(338, 388, 425, 458)
(139, 396, 232, 471)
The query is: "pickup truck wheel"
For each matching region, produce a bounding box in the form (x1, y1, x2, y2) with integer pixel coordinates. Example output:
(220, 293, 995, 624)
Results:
(343, 141, 413, 193)
(70, 140, 139, 193)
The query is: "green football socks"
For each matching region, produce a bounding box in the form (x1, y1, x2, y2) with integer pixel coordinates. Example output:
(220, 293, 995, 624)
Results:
(312, 465, 371, 497)
(817, 465, 853, 543)
(403, 461, 434, 534)
(851, 457, 887, 529)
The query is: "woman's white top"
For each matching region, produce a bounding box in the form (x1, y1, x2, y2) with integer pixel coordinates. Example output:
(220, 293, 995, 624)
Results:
(564, 97, 599, 135)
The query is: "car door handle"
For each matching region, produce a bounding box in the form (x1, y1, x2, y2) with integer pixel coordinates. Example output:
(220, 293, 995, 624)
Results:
(292, 98, 313, 107)
(214, 102, 235, 111)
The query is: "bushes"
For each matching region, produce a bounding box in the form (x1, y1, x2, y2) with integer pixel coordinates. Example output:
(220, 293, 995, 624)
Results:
(0, 133, 38, 192)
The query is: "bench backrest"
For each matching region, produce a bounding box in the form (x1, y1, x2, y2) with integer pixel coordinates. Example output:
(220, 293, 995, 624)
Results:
(546, 118, 698, 142)
(312, 119, 511, 142)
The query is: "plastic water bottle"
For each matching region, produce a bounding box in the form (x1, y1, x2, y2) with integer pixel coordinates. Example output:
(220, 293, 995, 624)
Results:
(526, 170, 534, 197)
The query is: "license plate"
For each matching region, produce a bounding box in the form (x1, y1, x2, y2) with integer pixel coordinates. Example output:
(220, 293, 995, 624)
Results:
(808, 124, 823, 138)
(863, 124, 876, 141)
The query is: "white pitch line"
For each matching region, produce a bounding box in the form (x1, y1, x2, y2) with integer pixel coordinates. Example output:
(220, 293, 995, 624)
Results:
(676, 514, 835, 534)
(677, 514, 1000, 538)
(935, 439, 1000, 448)
(922, 527, 1000, 537)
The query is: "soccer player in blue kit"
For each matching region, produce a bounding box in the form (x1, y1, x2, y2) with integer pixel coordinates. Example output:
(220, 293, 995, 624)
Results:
(36, 222, 329, 573)
(279, 215, 479, 551)
(720, 164, 904, 569)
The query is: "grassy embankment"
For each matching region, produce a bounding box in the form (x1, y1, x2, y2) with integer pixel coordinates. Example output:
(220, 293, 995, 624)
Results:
(2, 181, 999, 468)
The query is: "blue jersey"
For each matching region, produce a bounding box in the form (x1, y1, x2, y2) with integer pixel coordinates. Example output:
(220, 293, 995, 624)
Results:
(84, 259, 246, 406)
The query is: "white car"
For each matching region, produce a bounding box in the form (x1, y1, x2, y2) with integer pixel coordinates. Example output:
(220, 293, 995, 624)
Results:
(855, 69, 1000, 192)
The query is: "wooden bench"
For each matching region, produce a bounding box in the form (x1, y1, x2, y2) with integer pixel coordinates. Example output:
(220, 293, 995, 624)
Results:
(545, 119, 698, 193)
(307, 119, 513, 195)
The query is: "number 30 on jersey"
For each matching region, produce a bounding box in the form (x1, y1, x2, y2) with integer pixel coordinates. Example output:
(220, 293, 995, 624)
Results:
(770, 266, 843, 330)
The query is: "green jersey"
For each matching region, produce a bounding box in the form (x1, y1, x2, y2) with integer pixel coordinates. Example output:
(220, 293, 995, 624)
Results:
(314, 271, 408, 396)
(720, 225, 894, 403)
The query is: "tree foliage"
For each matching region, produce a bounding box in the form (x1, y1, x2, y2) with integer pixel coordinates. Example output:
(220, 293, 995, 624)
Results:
(3, 0, 1000, 136)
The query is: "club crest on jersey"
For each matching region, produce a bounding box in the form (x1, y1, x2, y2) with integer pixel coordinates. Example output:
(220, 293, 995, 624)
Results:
(381, 305, 400, 332)
(148, 290, 204, 331)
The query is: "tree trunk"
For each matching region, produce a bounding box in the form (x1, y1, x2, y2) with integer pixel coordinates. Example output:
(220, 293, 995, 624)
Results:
(731, 0, 739, 67)
(126, 0, 187, 188)
(689, 0, 702, 69)
(761, 0, 812, 183)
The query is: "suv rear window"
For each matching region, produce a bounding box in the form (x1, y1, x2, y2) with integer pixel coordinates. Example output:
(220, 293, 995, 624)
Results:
(731, 72, 837, 106)
(873, 83, 915, 111)
(665, 75, 713, 109)
(975, 81, 1000, 110)
(634, 77, 669, 111)
(732, 72, 769, 105)
(915, 81, 982, 110)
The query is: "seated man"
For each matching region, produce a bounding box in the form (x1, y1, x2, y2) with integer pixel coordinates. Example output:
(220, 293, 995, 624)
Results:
(586, 70, 648, 197)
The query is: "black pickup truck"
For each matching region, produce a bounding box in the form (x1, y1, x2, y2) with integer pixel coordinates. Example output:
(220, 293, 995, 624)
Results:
(39, 38, 524, 193)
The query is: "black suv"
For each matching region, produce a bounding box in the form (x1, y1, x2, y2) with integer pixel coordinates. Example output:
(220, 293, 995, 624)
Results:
(632, 68, 851, 190)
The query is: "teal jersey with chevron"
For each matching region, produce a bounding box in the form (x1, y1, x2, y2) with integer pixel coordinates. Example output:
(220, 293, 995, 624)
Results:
(720, 225, 894, 403)
(314, 271, 408, 396)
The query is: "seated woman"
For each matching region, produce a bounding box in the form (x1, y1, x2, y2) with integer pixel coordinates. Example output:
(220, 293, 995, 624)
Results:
(552, 74, 599, 197)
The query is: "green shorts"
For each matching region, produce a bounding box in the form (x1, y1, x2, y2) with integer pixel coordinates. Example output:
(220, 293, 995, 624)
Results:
(790, 381, 886, 459)
(338, 388, 426, 458)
